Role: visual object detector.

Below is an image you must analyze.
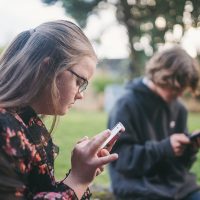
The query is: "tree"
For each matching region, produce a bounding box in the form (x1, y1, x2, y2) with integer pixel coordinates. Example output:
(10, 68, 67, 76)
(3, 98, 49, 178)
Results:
(42, 0, 200, 77)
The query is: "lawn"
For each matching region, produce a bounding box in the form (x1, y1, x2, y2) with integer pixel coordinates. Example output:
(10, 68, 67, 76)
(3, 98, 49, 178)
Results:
(45, 109, 110, 186)
(45, 110, 200, 186)
(188, 112, 200, 182)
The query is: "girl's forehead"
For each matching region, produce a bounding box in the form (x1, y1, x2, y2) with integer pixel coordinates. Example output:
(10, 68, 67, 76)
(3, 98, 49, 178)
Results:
(70, 57, 96, 78)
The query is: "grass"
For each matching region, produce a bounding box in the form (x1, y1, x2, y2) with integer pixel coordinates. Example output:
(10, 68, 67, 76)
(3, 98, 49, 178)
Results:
(45, 109, 110, 185)
(44, 110, 200, 186)
(188, 112, 200, 182)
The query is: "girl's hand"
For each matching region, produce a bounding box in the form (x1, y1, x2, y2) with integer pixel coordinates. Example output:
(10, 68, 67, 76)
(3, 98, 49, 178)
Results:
(64, 130, 118, 199)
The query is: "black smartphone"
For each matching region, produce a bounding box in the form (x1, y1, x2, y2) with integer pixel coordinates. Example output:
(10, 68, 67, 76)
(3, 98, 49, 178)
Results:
(189, 132, 200, 142)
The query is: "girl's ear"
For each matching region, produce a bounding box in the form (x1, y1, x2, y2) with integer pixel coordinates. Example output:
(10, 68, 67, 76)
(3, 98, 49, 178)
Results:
(38, 57, 55, 84)
(41, 57, 51, 68)
(40, 57, 52, 74)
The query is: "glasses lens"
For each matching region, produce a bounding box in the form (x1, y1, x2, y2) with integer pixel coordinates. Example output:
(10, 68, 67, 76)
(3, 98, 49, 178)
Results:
(68, 69, 88, 93)
(79, 81, 88, 93)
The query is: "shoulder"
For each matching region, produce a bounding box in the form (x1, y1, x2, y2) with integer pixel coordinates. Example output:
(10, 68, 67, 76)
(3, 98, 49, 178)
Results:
(0, 108, 24, 132)
(174, 99, 187, 112)
(113, 86, 142, 113)
(109, 89, 141, 122)
(0, 108, 27, 153)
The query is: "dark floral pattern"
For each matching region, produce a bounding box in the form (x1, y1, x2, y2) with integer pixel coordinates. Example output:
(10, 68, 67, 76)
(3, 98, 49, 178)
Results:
(0, 106, 91, 200)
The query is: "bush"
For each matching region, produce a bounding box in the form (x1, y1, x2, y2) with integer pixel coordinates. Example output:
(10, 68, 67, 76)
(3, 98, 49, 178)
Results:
(92, 75, 123, 94)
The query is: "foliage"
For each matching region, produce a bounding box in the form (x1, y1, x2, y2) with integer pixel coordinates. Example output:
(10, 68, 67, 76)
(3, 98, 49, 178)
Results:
(92, 74, 123, 93)
(42, 0, 102, 27)
(42, 0, 200, 77)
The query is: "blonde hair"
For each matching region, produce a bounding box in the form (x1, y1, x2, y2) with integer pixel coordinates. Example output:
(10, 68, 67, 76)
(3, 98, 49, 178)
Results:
(0, 20, 97, 110)
(145, 47, 199, 93)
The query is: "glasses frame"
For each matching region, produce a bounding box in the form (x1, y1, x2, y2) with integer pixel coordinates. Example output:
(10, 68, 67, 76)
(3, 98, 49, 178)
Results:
(68, 69, 88, 93)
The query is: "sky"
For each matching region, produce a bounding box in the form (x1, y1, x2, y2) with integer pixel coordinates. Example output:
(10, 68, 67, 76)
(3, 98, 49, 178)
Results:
(0, 0, 69, 44)
(0, 0, 199, 58)
(0, 0, 129, 58)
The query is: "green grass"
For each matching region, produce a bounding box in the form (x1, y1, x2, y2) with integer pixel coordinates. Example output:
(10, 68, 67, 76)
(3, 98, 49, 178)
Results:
(45, 109, 110, 185)
(188, 112, 200, 182)
(45, 110, 200, 185)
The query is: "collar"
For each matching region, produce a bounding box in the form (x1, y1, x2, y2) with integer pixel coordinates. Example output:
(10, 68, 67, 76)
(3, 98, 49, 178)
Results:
(17, 106, 37, 125)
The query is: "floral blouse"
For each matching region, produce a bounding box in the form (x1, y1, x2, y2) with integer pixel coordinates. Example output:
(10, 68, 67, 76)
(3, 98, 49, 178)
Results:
(0, 106, 91, 200)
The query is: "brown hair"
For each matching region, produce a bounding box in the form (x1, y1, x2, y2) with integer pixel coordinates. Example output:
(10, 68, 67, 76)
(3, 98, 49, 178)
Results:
(145, 47, 199, 93)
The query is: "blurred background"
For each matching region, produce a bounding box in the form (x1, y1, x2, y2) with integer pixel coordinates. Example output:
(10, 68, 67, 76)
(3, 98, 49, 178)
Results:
(0, 0, 200, 199)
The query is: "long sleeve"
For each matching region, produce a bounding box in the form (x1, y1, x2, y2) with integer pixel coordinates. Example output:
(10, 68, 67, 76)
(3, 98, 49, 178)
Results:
(0, 118, 28, 200)
(176, 106, 198, 168)
(0, 150, 26, 200)
(0, 108, 91, 200)
(32, 187, 77, 200)
(108, 98, 175, 177)
(33, 185, 91, 200)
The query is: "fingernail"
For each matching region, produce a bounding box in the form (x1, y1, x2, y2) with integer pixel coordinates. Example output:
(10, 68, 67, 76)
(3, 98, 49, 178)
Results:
(105, 130, 111, 136)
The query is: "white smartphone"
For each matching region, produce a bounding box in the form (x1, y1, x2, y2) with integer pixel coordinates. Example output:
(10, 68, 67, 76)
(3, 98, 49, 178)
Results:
(100, 122, 125, 149)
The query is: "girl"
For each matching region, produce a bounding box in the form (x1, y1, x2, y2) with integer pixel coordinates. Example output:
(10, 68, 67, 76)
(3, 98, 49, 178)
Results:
(0, 20, 119, 200)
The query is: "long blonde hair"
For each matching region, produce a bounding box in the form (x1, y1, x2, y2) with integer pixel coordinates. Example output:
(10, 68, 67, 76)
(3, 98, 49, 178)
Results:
(0, 20, 97, 109)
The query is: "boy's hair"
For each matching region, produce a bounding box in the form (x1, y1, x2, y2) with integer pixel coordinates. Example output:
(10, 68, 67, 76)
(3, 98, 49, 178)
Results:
(145, 47, 199, 93)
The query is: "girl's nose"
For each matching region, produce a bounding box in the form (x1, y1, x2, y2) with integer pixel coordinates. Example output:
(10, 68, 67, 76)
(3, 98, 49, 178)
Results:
(76, 91, 84, 100)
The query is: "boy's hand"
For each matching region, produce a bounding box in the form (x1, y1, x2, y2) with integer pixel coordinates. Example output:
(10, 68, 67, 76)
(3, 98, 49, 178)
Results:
(190, 131, 200, 149)
(170, 134, 190, 156)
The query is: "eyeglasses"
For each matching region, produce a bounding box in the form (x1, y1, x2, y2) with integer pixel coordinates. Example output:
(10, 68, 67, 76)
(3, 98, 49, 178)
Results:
(68, 69, 88, 93)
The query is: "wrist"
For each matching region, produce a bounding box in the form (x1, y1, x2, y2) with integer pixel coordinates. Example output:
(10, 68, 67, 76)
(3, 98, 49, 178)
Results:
(63, 171, 89, 200)
(158, 138, 175, 158)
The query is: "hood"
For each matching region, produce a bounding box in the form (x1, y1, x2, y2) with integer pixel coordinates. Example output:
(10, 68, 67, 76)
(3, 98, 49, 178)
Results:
(125, 77, 150, 94)
(126, 77, 168, 105)
(125, 77, 179, 113)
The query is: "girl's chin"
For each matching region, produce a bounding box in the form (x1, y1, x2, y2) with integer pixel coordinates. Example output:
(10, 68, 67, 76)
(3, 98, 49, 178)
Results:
(53, 104, 73, 115)
(53, 107, 69, 116)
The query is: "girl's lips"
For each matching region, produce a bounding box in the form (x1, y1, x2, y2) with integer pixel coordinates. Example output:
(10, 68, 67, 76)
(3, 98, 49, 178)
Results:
(69, 103, 74, 108)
